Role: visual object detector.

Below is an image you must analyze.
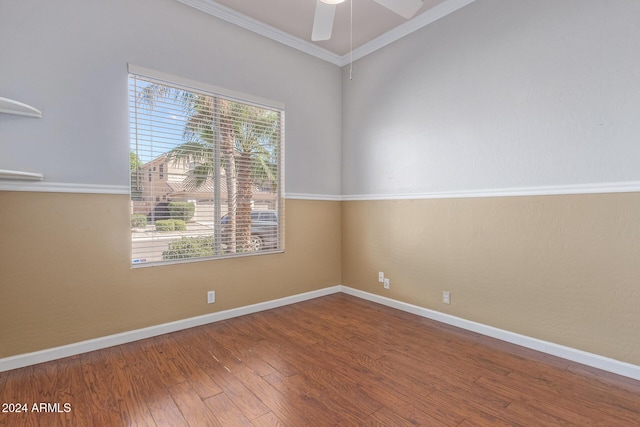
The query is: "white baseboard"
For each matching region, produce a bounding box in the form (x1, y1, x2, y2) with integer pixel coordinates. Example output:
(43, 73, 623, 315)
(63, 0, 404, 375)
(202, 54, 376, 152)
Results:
(0, 286, 341, 373)
(340, 286, 640, 381)
(2, 284, 639, 382)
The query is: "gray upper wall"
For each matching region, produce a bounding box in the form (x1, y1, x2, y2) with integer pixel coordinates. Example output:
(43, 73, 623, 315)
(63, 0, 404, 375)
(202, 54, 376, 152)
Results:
(342, 0, 640, 196)
(0, 0, 342, 197)
(3, 0, 640, 199)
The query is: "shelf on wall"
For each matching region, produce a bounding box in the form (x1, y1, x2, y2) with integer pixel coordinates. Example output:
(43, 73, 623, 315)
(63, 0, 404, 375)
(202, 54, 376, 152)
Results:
(0, 169, 44, 181)
(0, 97, 42, 118)
(0, 97, 44, 180)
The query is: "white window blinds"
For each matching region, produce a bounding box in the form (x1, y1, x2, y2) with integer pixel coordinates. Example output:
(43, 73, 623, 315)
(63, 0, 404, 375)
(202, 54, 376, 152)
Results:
(129, 66, 284, 267)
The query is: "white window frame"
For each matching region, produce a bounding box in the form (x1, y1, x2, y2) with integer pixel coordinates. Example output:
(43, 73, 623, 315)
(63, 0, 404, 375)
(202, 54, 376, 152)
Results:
(128, 64, 285, 267)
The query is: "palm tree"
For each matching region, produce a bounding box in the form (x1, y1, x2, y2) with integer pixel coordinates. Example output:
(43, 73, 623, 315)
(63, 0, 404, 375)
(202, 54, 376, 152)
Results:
(169, 94, 239, 253)
(232, 104, 279, 252)
(166, 92, 279, 253)
(132, 78, 280, 254)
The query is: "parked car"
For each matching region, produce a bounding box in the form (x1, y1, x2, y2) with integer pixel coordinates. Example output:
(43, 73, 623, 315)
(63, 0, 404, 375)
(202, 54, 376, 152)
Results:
(221, 210, 279, 251)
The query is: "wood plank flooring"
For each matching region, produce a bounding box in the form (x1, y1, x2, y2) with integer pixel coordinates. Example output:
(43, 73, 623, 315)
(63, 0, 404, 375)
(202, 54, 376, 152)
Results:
(1, 293, 639, 426)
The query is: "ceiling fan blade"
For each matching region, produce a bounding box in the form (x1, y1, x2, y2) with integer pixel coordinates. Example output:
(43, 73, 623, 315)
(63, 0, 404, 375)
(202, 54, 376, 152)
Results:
(374, 0, 424, 19)
(311, 0, 337, 41)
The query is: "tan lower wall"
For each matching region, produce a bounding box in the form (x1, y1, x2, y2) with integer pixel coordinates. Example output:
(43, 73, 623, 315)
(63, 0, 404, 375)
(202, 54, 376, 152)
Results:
(3, 190, 639, 367)
(342, 193, 640, 366)
(0, 193, 341, 358)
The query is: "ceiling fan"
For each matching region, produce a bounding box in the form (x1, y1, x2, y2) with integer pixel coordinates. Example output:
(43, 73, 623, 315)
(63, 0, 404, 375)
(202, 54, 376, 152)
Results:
(311, 0, 424, 41)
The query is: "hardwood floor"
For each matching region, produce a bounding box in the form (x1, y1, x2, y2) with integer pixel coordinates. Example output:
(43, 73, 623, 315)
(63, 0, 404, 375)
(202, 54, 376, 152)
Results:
(1, 293, 639, 426)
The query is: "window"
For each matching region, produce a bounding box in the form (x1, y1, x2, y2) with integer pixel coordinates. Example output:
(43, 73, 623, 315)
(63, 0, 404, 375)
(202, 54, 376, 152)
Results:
(129, 65, 284, 266)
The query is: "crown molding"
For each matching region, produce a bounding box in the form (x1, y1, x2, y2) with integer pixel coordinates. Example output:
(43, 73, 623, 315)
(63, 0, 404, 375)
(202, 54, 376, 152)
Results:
(344, 0, 477, 65)
(176, 0, 344, 66)
(175, 0, 477, 67)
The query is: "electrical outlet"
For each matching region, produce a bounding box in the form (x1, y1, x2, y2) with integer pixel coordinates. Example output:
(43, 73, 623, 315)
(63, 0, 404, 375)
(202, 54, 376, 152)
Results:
(207, 291, 216, 304)
(378, 272, 384, 283)
(443, 291, 450, 305)
(383, 278, 390, 289)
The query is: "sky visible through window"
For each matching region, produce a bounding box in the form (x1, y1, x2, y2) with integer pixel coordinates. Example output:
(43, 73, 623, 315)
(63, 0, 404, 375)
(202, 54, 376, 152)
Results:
(129, 77, 188, 164)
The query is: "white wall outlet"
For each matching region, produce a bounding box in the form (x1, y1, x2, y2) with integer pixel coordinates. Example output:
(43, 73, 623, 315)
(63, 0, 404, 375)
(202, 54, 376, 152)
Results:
(443, 291, 451, 305)
(378, 272, 384, 283)
(207, 291, 216, 304)
(383, 278, 390, 289)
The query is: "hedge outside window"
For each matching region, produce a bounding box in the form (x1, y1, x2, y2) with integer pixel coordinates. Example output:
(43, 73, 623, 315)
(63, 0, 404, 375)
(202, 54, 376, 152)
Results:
(129, 65, 284, 267)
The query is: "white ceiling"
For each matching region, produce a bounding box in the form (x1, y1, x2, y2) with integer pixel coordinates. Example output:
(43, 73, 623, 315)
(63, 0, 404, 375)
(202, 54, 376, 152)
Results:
(178, 0, 476, 65)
